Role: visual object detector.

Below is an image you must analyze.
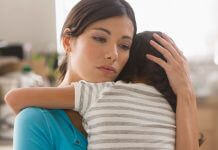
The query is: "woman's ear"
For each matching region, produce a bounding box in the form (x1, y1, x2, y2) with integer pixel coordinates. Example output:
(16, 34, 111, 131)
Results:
(62, 28, 75, 54)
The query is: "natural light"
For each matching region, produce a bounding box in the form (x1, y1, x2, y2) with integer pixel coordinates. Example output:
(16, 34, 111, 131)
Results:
(55, 0, 218, 61)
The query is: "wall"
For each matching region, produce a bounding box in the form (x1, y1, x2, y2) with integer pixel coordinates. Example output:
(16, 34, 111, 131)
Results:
(0, 0, 56, 52)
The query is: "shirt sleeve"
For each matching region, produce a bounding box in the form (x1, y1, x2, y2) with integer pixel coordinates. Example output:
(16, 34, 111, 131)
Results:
(13, 107, 53, 150)
(72, 80, 112, 116)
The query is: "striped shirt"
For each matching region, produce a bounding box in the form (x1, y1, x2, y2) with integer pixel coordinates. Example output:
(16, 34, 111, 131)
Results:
(72, 80, 176, 150)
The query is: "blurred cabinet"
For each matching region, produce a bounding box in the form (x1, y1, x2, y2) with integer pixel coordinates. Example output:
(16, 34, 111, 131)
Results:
(197, 97, 218, 150)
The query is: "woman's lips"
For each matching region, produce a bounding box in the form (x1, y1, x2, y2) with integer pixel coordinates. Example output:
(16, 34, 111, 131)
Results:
(97, 66, 116, 74)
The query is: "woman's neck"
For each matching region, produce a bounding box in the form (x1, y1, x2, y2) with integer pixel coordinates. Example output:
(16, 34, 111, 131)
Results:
(58, 71, 79, 87)
(58, 71, 87, 137)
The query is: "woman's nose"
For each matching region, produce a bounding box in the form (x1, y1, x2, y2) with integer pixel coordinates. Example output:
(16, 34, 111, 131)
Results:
(104, 46, 118, 63)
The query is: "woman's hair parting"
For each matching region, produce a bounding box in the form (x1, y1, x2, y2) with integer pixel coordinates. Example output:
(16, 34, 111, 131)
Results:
(57, 0, 137, 83)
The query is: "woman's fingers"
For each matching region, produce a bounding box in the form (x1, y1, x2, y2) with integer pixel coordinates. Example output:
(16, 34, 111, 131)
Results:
(153, 33, 174, 50)
(161, 33, 178, 49)
(146, 54, 169, 70)
(161, 33, 186, 59)
(152, 33, 181, 60)
(149, 40, 177, 64)
(146, 32, 192, 95)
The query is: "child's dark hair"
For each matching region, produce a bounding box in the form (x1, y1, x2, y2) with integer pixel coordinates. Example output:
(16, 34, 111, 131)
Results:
(116, 31, 205, 147)
(116, 31, 177, 113)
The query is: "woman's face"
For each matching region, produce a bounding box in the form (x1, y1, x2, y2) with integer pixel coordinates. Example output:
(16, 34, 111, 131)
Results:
(65, 16, 134, 83)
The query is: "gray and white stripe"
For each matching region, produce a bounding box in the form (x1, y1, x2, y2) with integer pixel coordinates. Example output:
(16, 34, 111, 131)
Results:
(73, 80, 176, 150)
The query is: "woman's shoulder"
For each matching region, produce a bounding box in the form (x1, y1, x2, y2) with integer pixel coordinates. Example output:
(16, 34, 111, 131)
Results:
(14, 107, 55, 134)
(14, 107, 73, 136)
(15, 107, 69, 130)
(16, 107, 48, 122)
(15, 107, 59, 124)
(14, 107, 87, 149)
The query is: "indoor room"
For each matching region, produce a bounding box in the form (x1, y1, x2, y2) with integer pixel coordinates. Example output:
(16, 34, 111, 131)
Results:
(0, 0, 218, 150)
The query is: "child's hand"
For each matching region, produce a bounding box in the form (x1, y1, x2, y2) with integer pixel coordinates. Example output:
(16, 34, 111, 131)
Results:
(146, 33, 194, 97)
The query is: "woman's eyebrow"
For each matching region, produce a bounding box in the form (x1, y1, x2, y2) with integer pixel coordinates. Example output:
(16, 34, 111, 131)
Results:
(122, 36, 132, 41)
(92, 27, 132, 41)
(92, 28, 111, 35)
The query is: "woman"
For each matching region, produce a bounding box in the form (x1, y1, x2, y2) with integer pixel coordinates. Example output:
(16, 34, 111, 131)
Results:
(11, 0, 136, 149)
(5, 0, 200, 149)
(6, 31, 202, 150)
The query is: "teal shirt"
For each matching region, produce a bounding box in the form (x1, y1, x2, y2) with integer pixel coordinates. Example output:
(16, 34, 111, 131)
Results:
(13, 107, 87, 150)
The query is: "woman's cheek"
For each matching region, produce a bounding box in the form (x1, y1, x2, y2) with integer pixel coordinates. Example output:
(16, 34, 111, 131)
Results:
(84, 44, 103, 61)
(121, 52, 130, 66)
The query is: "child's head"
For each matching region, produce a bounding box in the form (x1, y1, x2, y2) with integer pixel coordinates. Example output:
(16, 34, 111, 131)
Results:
(117, 31, 177, 112)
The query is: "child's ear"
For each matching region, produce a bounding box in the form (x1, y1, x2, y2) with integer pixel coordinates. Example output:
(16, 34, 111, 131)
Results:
(62, 28, 75, 54)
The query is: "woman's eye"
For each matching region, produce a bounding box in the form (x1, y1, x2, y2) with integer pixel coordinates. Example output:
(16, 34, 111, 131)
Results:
(92, 36, 107, 43)
(119, 44, 130, 50)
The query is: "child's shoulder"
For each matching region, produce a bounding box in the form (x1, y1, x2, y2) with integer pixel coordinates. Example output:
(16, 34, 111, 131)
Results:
(114, 80, 161, 95)
(75, 80, 114, 85)
(71, 80, 115, 91)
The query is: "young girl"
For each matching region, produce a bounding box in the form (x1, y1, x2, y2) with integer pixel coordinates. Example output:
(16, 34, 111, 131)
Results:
(5, 31, 203, 149)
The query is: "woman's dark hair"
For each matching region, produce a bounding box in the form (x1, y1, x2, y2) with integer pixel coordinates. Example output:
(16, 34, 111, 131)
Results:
(116, 31, 205, 146)
(58, 0, 137, 82)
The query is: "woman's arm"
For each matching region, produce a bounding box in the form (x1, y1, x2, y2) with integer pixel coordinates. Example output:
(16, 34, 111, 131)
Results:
(4, 85, 75, 114)
(176, 89, 200, 150)
(146, 33, 200, 150)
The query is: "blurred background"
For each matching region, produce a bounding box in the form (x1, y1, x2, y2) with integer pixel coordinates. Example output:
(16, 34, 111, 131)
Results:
(0, 0, 217, 149)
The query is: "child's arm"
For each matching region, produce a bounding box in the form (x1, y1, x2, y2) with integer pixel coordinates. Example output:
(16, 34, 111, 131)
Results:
(4, 85, 75, 114)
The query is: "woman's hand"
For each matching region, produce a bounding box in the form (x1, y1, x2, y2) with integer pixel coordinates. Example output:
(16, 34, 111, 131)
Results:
(146, 33, 201, 149)
(146, 33, 194, 97)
